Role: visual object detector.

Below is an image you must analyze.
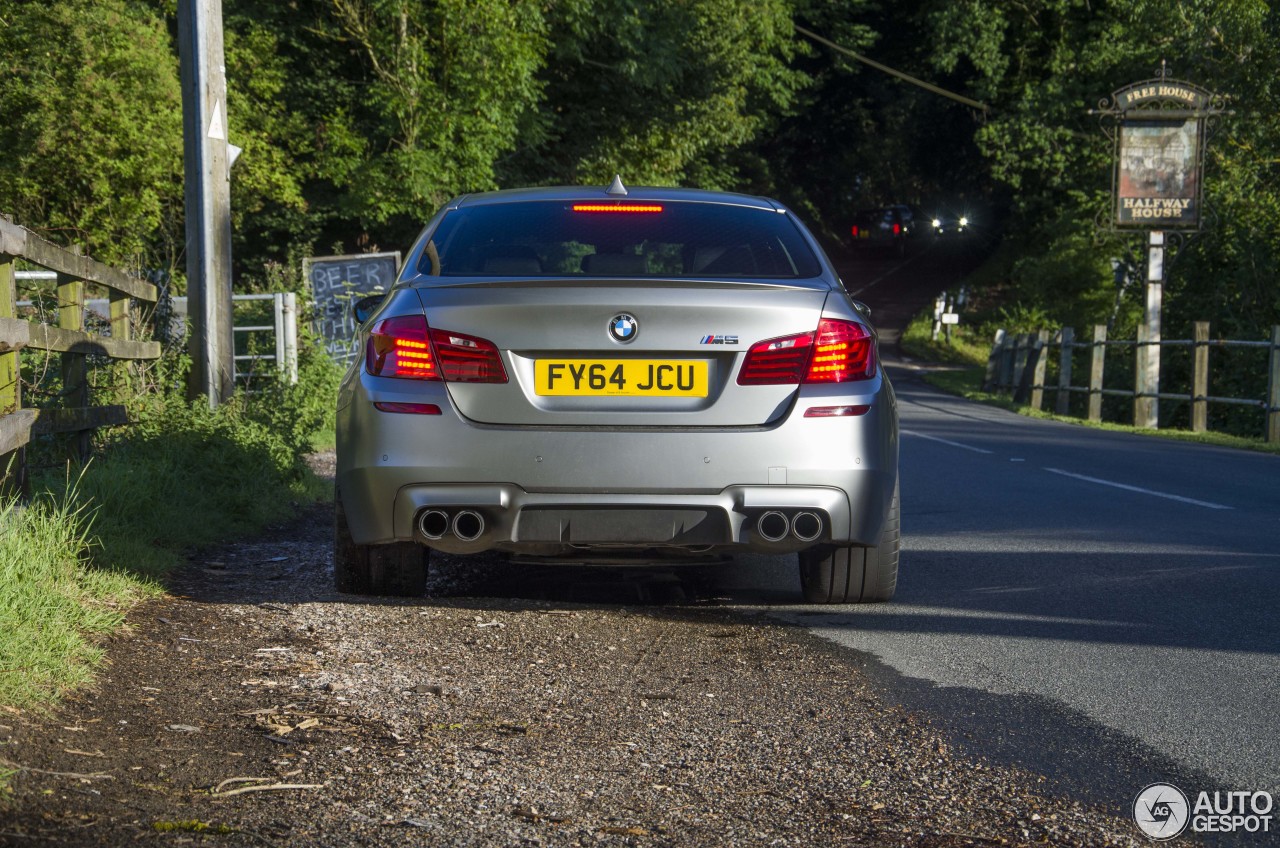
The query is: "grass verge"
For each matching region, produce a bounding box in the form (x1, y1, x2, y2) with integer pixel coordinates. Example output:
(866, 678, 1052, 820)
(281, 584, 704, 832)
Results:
(900, 312, 1280, 456)
(0, 482, 154, 711)
(0, 346, 342, 726)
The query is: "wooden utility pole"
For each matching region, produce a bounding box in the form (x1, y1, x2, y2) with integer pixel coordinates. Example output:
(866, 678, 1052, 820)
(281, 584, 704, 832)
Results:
(178, 0, 235, 407)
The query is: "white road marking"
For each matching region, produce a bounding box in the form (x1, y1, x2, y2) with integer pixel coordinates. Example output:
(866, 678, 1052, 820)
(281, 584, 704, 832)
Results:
(1043, 467, 1234, 510)
(901, 429, 993, 454)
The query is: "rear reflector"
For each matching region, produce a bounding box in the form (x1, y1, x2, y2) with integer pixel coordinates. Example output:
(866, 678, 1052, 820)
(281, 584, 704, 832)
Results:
(366, 315, 507, 383)
(374, 402, 442, 415)
(738, 319, 876, 385)
(572, 204, 663, 213)
(804, 405, 871, 418)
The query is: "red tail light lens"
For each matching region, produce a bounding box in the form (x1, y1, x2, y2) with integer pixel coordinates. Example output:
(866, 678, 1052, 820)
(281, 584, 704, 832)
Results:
(432, 329, 508, 383)
(806, 319, 876, 383)
(892, 222, 901, 235)
(851, 225, 859, 238)
(738, 319, 876, 385)
(738, 331, 815, 385)
(366, 315, 507, 383)
(367, 315, 436, 379)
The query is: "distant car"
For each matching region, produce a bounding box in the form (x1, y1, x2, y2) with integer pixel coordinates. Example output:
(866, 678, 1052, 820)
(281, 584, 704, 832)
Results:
(335, 181, 901, 604)
(930, 210, 969, 236)
(851, 207, 911, 257)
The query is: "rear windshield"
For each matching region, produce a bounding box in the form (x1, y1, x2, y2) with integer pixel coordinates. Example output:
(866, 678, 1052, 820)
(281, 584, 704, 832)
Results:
(417, 200, 823, 278)
(855, 208, 898, 227)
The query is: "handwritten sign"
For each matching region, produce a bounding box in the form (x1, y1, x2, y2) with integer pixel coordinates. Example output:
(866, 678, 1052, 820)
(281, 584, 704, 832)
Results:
(304, 252, 400, 363)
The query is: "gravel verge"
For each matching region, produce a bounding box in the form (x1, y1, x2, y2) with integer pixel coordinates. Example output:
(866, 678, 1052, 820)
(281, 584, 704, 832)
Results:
(0, 459, 1144, 847)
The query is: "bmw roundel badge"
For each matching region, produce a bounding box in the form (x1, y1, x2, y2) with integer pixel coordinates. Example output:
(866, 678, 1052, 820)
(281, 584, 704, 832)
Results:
(608, 313, 638, 343)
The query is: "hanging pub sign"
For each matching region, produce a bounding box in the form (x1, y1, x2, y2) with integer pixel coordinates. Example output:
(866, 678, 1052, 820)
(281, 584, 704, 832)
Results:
(1092, 65, 1226, 232)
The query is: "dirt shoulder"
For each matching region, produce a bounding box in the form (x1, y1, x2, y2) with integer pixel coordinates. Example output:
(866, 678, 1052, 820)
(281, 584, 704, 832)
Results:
(1, 476, 1141, 847)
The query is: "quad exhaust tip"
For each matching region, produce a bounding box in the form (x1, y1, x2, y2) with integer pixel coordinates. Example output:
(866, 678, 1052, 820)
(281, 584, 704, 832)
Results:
(452, 510, 485, 542)
(756, 510, 824, 543)
(791, 511, 823, 542)
(757, 511, 790, 543)
(418, 508, 486, 542)
(418, 509, 451, 540)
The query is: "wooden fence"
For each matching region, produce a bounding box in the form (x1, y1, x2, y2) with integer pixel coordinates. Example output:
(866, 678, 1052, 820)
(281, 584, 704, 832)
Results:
(984, 323, 1280, 443)
(1, 217, 160, 491)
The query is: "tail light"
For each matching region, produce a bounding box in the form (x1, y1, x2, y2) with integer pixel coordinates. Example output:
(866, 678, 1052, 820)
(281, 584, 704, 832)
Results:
(738, 319, 876, 385)
(892, 222, 901, 235)
(366, 315, 507, 383)
(851, 225, 859, 238)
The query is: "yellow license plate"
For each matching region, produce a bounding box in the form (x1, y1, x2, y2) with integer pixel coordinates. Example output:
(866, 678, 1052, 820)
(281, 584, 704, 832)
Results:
(535, 359, 708, 397)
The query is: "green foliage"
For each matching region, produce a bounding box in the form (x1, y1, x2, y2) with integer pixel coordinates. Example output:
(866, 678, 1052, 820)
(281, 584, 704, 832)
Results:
(243, 341, 346, 455)
(76, 392, 313, 578)
(922, 0, 1280, 335)
(317, 0, 549, 234)
(501, 0, 804, 190)
(0, 0, 183, 268)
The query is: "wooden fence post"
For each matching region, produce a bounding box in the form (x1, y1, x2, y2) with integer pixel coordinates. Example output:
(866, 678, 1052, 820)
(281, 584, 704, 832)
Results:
(1268, 325, 1280, 444)
(984, 329, 1006, 391)
(1089, 324, 1106, 423)
(1024, 330, 1044, 409)
(998, 333, 1015, 392)
(1134, 320, 1159, 429)
(0, 253, 23, 493)
(57, 272, 90, 461)
(1192, 321, 1209, 433)
(1011, 333, 1031, 398)
(110, 279, 133, 392)
(1056, 326, 1074, 416)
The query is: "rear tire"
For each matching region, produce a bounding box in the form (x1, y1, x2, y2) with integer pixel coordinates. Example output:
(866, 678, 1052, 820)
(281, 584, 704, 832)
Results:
(799, 480, 899, 603)
(334, 486, 427, 597)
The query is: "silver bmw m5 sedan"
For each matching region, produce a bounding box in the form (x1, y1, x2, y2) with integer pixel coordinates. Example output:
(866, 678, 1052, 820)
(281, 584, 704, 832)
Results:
(334, 180, 899, 603)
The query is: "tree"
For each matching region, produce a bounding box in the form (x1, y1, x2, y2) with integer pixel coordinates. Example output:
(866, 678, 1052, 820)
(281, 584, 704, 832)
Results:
(922, 0, 1280, 336)
(320, 0, 547, 235)
(0, 0, 183, 269)
(498, 0, 804, 190)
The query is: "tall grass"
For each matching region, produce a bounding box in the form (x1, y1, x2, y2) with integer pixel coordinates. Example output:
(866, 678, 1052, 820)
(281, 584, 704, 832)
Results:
(0, 483, 154, 709)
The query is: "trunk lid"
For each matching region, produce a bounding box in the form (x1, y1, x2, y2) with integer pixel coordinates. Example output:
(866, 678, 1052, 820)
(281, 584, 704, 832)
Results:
(409, 279, 832, 427)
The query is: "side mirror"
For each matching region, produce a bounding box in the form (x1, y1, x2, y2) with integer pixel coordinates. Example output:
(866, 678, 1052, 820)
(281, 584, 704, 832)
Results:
(352, 293, 384, 325)
(852, 299, 872, 319)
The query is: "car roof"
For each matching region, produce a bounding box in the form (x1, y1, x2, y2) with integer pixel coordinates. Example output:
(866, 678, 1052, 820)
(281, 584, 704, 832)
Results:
(448, 184, 785, 213)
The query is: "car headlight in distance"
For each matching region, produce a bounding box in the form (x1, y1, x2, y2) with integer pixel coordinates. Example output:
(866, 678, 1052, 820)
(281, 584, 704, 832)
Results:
(932, 219, 941, 228)
(959, 217, 969, 227)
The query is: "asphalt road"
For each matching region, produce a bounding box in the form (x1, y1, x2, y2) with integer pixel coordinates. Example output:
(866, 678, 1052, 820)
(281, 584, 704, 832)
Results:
(742, 372, 1280, 801)
(717, 237, 1280, 822)
(426, 236, 1279, 831)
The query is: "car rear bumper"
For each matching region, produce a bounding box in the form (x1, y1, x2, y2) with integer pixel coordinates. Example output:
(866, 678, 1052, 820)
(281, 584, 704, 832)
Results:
(337, 376, 898, 555)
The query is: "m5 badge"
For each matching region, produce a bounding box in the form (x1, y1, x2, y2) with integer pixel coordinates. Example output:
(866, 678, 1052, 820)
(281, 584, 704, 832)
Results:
(699, 334, 739, 345)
